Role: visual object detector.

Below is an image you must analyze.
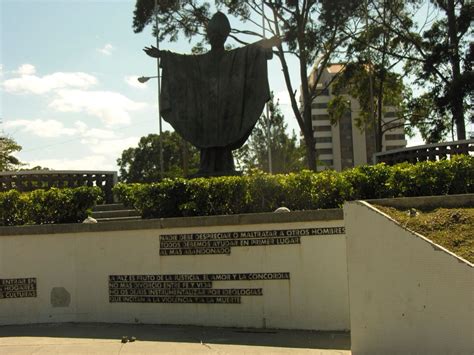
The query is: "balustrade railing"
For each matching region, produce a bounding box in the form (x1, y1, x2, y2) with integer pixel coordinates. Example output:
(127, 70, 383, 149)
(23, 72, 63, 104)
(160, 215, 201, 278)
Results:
(374, 139, 473, 165)
(0, 170, 118, 203)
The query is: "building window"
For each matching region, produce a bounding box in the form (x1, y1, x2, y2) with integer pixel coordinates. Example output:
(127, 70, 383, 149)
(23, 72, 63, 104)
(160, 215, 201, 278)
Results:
(384, 111, 397, 118)
(317, 137, 332, 143)
(315, 88, 329, 96)
(314, 125, 332, 132)
(319, 159, 334, 166)
(312, 114, 330, 121)
(385, 134, 405, 141)
(386, 145, 406, 151)
(311, 102, 328, 109)
(316, 148, 333, 155)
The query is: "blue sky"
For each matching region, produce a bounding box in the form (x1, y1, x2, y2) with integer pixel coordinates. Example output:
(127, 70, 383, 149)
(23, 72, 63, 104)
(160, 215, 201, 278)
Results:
(1, 0, 422, 171)
(1, 0, 177, 170)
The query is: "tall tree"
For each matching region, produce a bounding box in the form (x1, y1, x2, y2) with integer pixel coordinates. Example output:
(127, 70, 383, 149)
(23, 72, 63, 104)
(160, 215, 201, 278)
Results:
(235, 93, 305, 173)
(327, 63, 410, 151)
(117, 131, 199, 182)
(327, 0, 417, 151)
(0, 134, 23, 171)
(132, 0, 360, 170)
(363, 0, 472, 141)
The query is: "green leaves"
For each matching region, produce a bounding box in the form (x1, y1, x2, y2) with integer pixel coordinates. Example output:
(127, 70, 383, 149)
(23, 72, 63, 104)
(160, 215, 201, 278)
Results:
(235, 92, 305, 174)
(117, 132, 199, 183)
(0, 135, 23, 171)
(114, 155, 474, 218)
(0, 187, 103, 226)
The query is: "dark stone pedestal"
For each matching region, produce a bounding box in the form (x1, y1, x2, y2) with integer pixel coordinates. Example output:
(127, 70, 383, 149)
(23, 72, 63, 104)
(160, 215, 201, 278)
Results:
(190, 147, 241, 178)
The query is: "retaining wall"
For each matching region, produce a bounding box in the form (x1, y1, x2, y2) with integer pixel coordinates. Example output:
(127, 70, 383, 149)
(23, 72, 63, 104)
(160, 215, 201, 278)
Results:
(345, 200, 473, 354)
(0, 210, 350, 330)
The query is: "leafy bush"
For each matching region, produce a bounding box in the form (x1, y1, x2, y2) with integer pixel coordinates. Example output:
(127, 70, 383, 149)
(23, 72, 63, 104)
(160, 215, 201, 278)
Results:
(0, 190, 28, 226)
(245, 171, 286, 213)
(447, 155, 474, 194)
(113, 155, 474, 219)
(0, 186, 103, 226)
(133, 178, 189, 218)
(342, 163, 393, 199)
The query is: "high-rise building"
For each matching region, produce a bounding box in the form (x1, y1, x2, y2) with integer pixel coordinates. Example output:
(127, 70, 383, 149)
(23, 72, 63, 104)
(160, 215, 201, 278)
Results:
(309, 64, 407, 171)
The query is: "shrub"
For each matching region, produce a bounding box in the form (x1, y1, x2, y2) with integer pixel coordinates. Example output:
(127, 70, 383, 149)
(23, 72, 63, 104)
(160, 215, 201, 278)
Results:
(342, 163, 393, 199)
(112, 155, 473, 219)
(448, 155, 474, 194)
(135, 179, 189, 219)
(245, 171, 286, 213)
(0, 186, 103, 226)
(310, 170, 352, 209)
(0, 190, 28, 226)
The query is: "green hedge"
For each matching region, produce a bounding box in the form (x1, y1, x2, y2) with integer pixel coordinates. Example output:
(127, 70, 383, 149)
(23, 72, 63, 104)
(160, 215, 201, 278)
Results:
(0, 186, 104, 226)
(114, 155, 473, 219)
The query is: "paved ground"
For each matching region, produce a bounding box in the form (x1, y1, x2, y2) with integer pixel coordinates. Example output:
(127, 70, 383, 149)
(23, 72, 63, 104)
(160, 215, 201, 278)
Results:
(0, 323, 351, 354)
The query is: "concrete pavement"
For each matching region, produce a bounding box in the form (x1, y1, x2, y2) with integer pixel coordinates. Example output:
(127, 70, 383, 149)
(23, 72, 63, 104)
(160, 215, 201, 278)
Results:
(0, 323, 351, 354)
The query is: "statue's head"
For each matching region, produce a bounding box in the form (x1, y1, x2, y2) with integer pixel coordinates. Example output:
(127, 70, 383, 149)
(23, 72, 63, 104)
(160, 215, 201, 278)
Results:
(207, 12, 231, 49)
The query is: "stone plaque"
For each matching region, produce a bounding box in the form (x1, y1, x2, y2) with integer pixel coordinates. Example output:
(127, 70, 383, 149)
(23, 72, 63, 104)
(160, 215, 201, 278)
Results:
(109, 272, 289, 304)
(159, 227, 345, 256)
(0, 278, 37, 299)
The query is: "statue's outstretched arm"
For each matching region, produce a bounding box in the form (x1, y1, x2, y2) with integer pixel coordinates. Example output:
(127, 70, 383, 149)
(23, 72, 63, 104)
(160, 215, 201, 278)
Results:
(254, 35, 283, 49)
(143, 45, 161, 58)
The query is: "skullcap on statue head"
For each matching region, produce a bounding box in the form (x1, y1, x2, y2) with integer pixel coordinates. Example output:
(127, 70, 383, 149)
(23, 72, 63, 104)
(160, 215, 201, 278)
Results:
(207, 11, 231, 36)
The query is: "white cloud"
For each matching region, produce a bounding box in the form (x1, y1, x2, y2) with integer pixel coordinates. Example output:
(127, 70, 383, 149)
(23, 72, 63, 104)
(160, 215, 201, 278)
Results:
(3, 119, 124, 143)
(4, 119, 76, 138)
(17, 63, 36, 76)
(3, 70, 98, 95)
(26, 155, 114, 171)
(98, 43, 114, 55)
(70, 121, 139, 156)
(87, 137, 139, 156)
(49, 89, 147, 126)
(124, 75, 148, 89)
(0, 64, 3, 77)
(73, 120, 118, 140)
(10, 119, 139, 170)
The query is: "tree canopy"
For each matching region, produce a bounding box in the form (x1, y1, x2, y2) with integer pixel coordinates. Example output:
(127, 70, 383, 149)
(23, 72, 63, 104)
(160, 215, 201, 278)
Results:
(133, 0, 360, 170)
(235, 93, 305, 173)
(0, 134, 23, 171)
(356, 0, 472, 141)
(133, 0, 473, 167)
(117, 131, 199, 182)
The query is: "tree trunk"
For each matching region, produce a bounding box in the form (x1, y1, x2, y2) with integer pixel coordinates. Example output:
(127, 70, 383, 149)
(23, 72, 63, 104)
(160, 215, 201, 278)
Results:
(303, 129, 317, 171)
(452, 95, 466, 140)
(446, 0, 466, 140)
(376, 68, 386, 153)
(301, 90, 317, 170)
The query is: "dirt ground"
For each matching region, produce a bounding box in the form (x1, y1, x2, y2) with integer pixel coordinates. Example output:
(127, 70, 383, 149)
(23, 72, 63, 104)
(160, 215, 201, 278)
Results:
(375, 206, 473, 263)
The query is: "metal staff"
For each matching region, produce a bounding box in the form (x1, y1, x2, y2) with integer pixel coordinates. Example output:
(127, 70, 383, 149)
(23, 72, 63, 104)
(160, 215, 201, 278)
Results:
(262, 1, 273, 174)
(155, 0, 164, 178)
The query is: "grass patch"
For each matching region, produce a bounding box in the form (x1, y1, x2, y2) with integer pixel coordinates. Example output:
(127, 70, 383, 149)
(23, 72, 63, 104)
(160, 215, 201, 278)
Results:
(375, 206, 473, 263)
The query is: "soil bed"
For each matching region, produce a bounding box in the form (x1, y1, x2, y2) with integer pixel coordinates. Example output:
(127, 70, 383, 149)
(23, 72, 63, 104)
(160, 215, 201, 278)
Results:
(374, 206, 473, 263)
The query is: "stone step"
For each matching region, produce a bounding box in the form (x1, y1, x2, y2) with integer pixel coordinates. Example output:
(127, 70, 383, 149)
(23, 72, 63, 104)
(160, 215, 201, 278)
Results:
(93, 203, 127, 212)
(94, 216, 142, 223)
(91, 209, 140, 219)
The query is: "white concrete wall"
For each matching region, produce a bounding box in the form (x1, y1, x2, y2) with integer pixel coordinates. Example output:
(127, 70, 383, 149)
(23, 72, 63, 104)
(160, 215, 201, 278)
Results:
(0, 216, 350, 330)
(345, 201, 474, 355)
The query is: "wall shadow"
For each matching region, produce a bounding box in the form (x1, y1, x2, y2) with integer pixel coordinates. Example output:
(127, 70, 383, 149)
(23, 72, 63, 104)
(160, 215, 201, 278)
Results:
(0, 323, 351, 350)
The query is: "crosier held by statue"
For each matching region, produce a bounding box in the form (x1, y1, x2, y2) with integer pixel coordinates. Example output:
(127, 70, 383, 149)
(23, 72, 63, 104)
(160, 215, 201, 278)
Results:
(144, 12, 281, 177)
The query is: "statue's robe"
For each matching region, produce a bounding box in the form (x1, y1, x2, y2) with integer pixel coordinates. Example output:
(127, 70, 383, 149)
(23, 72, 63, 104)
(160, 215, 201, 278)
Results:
(159, 45, 271, 150)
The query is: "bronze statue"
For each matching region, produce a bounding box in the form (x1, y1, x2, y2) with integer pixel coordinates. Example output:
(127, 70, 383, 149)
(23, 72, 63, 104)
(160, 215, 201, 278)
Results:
(144, 12, 281, 176)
